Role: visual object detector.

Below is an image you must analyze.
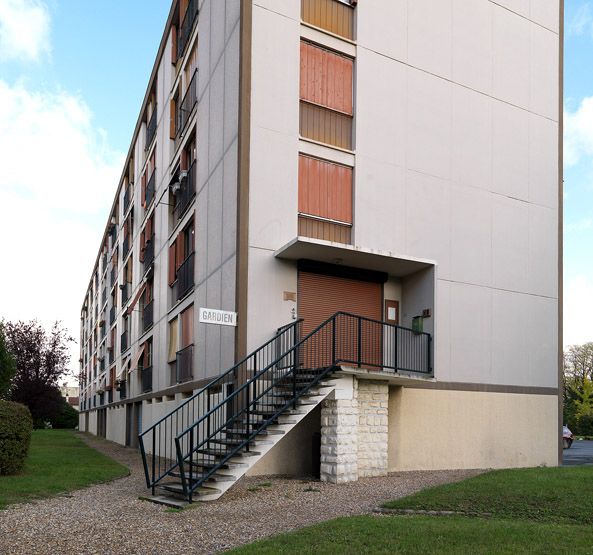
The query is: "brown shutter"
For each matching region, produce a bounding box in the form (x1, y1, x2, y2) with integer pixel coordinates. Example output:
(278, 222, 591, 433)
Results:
(168, 243, 176, 285)
(169, 98, 176, 139)
(171, 25, 178, 64)
(181, 305, 194, 348)
(147, 214, 153, 238)
(298, 155, 353, 223)
(175, 233, 185, 270)
(139, 229, 145, 262)
(168, 318, 179, 362)
(141, 173, 146, 208)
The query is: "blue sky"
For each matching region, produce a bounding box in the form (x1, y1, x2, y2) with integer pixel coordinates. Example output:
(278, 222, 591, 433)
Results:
(0, 1, 589, 379)
(564, 0, 593, 346)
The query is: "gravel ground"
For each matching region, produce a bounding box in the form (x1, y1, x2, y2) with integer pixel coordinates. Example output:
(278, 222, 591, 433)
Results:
(0, 433, 481, 555)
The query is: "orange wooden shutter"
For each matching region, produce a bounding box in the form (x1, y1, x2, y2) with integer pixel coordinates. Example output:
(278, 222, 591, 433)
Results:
(181, 305, 194, 348)
(139, 229, 145, 262)
(175, 233, 185, 271)
(298, 155, 352, 223)
(168, 243, 176, 285)
(141, 173, 146, 208)
(170, 98, 176, 139)
(171, 25, 178, 64)
(300, 41, 353, 115)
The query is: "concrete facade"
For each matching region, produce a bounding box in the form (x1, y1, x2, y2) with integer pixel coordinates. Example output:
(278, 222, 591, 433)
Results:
(79, 0, 562, 479)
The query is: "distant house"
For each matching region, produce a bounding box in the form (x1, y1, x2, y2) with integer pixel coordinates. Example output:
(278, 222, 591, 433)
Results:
(60, 385, 79, 411)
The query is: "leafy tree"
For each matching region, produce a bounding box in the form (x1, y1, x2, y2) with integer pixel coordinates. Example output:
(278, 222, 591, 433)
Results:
(564, 343, 593, 387)
(0, 323, 16, 399)
(571, 377, 593, 420)
(52, 401, 79, 429)
(3, 321, 74, 427)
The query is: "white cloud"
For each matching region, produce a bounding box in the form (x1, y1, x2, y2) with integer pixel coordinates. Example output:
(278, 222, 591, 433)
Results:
(0, 80, 124, 377)
(568, 3, 593, 37)
(564, 275, 593, 347)
(0, 0, 50, 62)
(564, 96, 593, 167)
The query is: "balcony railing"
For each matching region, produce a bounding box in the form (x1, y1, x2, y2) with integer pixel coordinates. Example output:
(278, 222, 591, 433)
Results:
(108, 348, 114, 365)
(110, 266, 117, 288)
(146, 108, 157, 150)
(108, 389, 113, 404)
(109, 305, 116, 325)
(121, 331, 128, 354)
(143, 235, 155, 273)
(146, 170, 155, 209)
(174, 160, 196, 222)
(122, 234, 130, 259)
(142, 300, 154, 333)
(118, 381, 127, 400)
(100, 358, 105, 372)
(176, 344, 193, 383)
(177, 70, 198, 138)
(142, 365, 153, 393)
(123, 187, 131, 213)
(101, 254, 107, 274)
(175, 252, 195, 302)
(101, 288, 107, 307)
(122, 283, 131, 306)
(177, 0, 199, 59)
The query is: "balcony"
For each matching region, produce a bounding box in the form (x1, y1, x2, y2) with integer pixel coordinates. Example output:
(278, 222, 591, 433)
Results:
(108, 348, 114, 365)
(143, 235, 155, 273)
(100, 358, 105, 372)
(145, 108, 157, 151)
(145, 170, 155, 209)
(176, 345, 193, 383)
(101, 288, 107, 307)
(177, 0, 199, 59)
(122, 283, 130, 306)
(109, 305, 116, 325)
(175, 252, 195, 302)
(107, 389, 113, 404)
(123, 187, 131, 213)
(174, 161, 196, 222)
(120, 331, 128, 354)
(118, 381, 127, 400)
(142, 300, 154, 333)
(141, 365, 153, 393)
(101, 254, 107, 274)
(177, 70, 198, 139)
(110, 266, 117, 288)
(122, 235, 130, 259)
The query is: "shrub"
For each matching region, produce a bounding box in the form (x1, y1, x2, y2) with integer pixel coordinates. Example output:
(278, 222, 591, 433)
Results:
(0, 400, 33, 475)
(51, 401, 79, 429)
(576, 413, 593, 437)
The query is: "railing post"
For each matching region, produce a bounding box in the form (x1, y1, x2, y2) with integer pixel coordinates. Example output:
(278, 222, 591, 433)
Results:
(427, 334, 432, 374)
(357, 317, 362, 368)
(332, 316, 337, 365)
(394, 326, 398, 371)
(151, 428, 156, 495)
(189, 431, 194, 503)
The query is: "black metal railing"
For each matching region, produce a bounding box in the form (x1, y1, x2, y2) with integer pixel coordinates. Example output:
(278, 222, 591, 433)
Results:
(108, 389, 113, 404)
(176, 345, 193, 383)
(175, 252, 195, 301)
(110, 305, 116, 325)
(119, 381, 127, 400)
(146, 170, 155, 208)
(143, 235, 155, 272)
(121, 331, 128, 354)
(138, 320, 303, 495)
(110, 266, 117, 288)
(101, 288, 107, 307)
(177, 0, 199, 59)
(143, 300, 154, 333)
(123, 235, 130, 259)
(139, 312, 431, 501)
(142, 366, 153, 393)
(123, 187, 131, 213)
(100, 358, 105, 373)
(174, 161, 196, 222)
(146, 108, 157, 150)
(122, 283, 130, 306)
(109, 349, 114, 365)
(102, 254, 107, 275)
(177, 70, 198, 138)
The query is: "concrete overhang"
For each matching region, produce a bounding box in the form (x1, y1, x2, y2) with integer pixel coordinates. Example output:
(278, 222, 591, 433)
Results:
(337, 366, 436, 386)
(274, 237, 435, 277)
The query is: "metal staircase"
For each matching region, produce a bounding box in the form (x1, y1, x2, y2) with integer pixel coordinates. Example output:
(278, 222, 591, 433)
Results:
(139, 312, 432, 505)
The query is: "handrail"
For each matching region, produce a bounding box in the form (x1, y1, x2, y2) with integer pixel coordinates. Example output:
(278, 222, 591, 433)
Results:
(138, 319, 303, 491)
(174, 311, 432, 500)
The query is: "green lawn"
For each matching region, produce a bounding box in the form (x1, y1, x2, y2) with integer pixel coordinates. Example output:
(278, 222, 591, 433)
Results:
(229, 466, 593, 554)
(0, 430, 128, 509)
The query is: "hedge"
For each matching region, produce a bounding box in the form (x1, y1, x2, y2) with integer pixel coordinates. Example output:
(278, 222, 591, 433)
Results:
(0, 400, 33, 475)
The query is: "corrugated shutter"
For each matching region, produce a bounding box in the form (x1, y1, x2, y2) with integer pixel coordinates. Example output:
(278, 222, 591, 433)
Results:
(168, 243, 176, 285)
(298, 271, 383, 367)
(298, 271, 382, 335)
(168, 318, 178, 363)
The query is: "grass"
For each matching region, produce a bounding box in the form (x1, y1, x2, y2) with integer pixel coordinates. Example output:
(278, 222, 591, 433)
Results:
(229, 466, 593, 554)
(0, 430, 128, 509)
(382, 466, 593, 525)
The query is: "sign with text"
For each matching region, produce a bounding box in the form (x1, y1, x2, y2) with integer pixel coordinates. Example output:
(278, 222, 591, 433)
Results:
(199, 308, 237, 327)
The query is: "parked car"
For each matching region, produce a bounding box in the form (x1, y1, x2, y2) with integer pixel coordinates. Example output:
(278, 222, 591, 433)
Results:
(563, 425, 573, 449)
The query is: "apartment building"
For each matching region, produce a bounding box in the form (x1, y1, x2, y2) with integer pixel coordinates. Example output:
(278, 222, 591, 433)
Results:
(79, 0, 562, 503)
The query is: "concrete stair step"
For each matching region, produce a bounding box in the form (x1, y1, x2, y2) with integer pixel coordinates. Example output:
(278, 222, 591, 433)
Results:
(140, 495, 189, 509)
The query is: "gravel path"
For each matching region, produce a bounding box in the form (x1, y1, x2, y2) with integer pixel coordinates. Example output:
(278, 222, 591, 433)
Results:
(0, 433, 481, 554)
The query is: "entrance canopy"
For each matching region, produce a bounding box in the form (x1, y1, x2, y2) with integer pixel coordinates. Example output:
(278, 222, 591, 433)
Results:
(274, 237, 435, 278)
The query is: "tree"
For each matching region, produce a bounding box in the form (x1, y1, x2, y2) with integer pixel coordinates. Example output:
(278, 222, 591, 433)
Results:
(3, 321, 74, 427)
(564, 343, 593, 387)
(0, 323, 16, 399)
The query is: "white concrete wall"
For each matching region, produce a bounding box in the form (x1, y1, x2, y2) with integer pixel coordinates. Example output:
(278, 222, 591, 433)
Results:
(248, 0, 560, 390)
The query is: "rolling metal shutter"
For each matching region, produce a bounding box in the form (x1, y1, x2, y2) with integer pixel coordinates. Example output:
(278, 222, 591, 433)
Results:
(298, 271, 382, 336)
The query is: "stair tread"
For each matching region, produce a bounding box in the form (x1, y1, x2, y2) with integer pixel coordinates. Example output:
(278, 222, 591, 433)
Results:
(169, 471, 236, 482)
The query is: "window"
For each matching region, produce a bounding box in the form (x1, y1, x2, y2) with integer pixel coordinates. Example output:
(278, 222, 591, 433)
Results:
(168, 218, 195, 287)
(300, 41, 353, 149)
(139, 212, 155, 266)
(141, 151, 156, 209)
